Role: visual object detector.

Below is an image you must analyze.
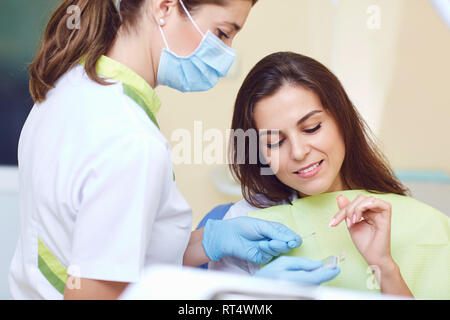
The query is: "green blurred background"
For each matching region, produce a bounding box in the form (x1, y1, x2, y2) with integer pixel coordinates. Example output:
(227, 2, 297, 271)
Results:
(0, 0, 58, 165)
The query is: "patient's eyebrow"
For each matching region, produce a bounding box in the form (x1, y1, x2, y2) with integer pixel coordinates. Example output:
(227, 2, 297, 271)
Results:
(297, 110, 323, 125)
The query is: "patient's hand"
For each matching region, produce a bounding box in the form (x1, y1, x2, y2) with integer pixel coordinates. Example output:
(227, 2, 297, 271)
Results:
(328, 194, 393, 269)
(328, 194, 413, 298)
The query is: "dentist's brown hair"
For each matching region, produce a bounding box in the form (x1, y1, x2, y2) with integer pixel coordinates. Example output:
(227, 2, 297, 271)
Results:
(29, 0, 258, 103)
(229, 52, 409, 208)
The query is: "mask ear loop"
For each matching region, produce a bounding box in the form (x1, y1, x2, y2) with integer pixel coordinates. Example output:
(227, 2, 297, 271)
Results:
(158, 25, 171, 51)
(178, 0, 205, 37)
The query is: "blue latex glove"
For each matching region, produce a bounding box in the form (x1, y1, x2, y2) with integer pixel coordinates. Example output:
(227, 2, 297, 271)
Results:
(254, 256, 341, 285)
(202, 217, 302, 264)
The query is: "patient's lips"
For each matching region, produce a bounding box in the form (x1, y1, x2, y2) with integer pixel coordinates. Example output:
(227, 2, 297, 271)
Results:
(294, 160, 324, 179)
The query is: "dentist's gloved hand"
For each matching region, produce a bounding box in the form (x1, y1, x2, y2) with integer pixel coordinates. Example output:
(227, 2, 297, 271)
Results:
(254, 256, 341, 285)
(202, 217, 302, 264)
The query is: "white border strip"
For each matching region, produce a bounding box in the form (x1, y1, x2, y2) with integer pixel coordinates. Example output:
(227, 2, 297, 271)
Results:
(0, 166, 19, 193)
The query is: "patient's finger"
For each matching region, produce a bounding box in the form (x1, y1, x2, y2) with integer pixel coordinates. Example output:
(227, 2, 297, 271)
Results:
(346, 195, 368, 225)
(353, 197, 376, 224)
(330, 195, 364, 227)
(329, 195, 351, 227)
(337, 194, 351, 210)
(360, 198, 392, 226)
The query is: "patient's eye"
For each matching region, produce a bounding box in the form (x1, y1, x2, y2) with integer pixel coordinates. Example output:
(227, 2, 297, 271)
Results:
(304, 123, 322, 134)
(267, 139, 285, 149)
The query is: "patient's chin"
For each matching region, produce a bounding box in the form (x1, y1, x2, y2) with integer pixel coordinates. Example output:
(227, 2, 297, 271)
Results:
(295, 185, 329, 198)
(294, 176, 343, 197)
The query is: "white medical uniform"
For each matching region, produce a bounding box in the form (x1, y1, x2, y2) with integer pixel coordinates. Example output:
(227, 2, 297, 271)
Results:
(9, 56, 192, 299)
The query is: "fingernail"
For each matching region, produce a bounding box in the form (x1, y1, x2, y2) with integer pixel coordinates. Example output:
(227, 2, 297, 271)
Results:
(352, 215, 357, 224)
(328, 218, 336, 227)
(346, 217, 351, 228)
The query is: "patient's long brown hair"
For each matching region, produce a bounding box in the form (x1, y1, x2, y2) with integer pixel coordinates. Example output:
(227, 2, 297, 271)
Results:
(229, 52, 409, 208)
(29, 0, 258, 103)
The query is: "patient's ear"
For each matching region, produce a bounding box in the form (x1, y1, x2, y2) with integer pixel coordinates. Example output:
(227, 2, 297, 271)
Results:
(337, 194, 350, 209)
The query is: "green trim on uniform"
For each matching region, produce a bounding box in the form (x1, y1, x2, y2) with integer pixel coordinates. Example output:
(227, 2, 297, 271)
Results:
(38, 237, 68, 295)
(123, 84, 160, 129)
(93, 56, 161, 129)
(92, 55, 162, 116)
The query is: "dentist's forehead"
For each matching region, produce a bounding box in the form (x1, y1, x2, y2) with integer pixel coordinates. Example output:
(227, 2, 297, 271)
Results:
(193, 0, 252, 26)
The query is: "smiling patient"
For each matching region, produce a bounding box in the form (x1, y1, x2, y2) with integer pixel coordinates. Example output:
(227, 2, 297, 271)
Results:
(208, 52, 449, 299)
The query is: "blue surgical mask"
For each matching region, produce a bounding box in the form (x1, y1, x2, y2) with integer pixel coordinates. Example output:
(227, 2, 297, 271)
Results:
(157, 0, 237, 92)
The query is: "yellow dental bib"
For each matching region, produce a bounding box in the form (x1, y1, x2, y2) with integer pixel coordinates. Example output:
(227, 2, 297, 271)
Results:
(248, 190, 449, 299)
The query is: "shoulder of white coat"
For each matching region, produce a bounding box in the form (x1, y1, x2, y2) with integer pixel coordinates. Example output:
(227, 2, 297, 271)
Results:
(223, 195, 272, 220)
(49, 65, 121, 107)
(48, 65, 166, 145)
(224, 192, 295, 220)
(48, 66, 146, 130)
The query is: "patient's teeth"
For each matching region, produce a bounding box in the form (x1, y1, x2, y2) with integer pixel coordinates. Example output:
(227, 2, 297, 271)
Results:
(298, 162, 320, 174)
